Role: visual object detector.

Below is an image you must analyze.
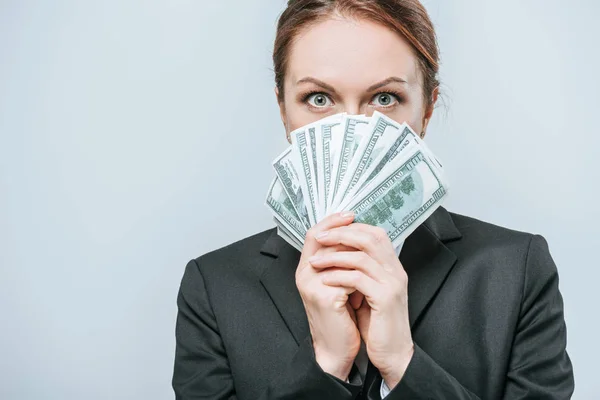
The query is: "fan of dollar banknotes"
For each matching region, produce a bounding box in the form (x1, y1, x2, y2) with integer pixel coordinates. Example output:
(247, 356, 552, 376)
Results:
(266, 111, 449, 252)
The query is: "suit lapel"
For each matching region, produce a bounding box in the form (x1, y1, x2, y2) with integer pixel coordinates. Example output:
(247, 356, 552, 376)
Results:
(259, 233, 307, 346)
(401, 207, 461, 327)
(258, 207, 462, 348)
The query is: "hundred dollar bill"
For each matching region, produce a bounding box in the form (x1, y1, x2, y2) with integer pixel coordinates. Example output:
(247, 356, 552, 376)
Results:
(291, 127, 321, 225)
(308, 126, 321, 217)
(266, 177, 307, 243)
(333, 111, 405, 208)
(344, 121, 421, 201)
(276, 220, 303, 251)
(272, 148, 311, 229)
(315, 114, 344, 217)
(341, 149, 449, 247)
(328, 115, 370, 210)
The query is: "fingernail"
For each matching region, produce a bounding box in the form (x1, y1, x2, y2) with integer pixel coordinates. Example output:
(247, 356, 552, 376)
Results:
(308, 255, 322, 263)
(340, 211, 354, 219)
(316, 230, 329, 239)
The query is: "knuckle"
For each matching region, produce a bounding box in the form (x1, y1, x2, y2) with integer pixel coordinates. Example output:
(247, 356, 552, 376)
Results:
(320, 290, 340, 306)
(392, 274, 408, 294)
(348, 271, 361, 286)
(320, 246, 337, 255)
(398, 275, 408, 289)
(296, 271, 314, 292)
(303, 286, 319, 301)
(294, 265, 303, 280)
(295, 275, 306, 292)
(305, 228, 317, 242)
(375, 227, 387, 241)
(392, 287, 408, 305)
(358, 252, 370, 266)
(397, 268, 408, 283)
(368, 233, 380, 247)
(329, 288, 348, 303)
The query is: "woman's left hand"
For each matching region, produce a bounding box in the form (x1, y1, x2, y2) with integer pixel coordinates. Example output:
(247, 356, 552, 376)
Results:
(308, 222, 414, 389)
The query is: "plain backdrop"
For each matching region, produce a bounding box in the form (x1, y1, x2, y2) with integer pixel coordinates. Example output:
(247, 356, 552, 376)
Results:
(1, 0, 598, 399)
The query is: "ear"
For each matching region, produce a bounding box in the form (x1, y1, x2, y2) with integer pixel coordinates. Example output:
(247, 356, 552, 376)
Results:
(275, 87, 290, 141)
(421, 86, 439, 138)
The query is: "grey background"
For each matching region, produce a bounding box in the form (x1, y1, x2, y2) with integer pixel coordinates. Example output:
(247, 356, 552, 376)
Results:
(1, 0, 598, 398)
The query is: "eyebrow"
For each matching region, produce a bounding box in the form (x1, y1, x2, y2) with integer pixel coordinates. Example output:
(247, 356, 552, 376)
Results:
(367, 77, 408, 91)
(296, 77, 338, 94)
(296, 76, 408, 93)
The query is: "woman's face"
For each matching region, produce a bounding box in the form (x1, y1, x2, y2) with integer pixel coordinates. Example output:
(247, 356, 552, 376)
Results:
(277, 16, 437, 138)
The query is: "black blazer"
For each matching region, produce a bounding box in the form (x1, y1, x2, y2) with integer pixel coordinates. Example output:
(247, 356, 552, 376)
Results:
(172, 207, 574, 399)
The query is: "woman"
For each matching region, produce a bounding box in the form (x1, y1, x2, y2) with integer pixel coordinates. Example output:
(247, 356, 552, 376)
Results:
(172, 1, 574, 399)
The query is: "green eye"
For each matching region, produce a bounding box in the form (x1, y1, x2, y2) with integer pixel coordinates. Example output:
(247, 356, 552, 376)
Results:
(372, 93, 397, 107)
(307, 93, 332, 107)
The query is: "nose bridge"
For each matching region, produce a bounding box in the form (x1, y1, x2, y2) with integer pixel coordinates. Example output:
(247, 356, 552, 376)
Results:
(336, 86, 373, 116)
(339, 97, 362, 115)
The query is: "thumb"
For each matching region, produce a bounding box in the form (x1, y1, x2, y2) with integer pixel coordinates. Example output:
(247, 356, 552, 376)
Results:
(349, 291, 364, 310)
(356, 297, 370, 341)
(345, 302, 358, 326)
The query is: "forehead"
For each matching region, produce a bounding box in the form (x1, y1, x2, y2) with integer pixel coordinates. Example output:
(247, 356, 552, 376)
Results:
(286, 16, 420, 88)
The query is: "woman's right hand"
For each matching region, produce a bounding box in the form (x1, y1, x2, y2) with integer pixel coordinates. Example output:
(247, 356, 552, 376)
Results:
(295, 212, 361, 381)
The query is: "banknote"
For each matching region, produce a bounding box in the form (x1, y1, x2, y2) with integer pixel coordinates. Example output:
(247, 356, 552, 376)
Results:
(290, 127, 321, 226)
(308, 125, 320, 213)
(342, 149, 449, 247)
(342, 121, 420, 202)
(332, 112, 405, 208)
(267, 113, 449, 251)
(328, 115, 370, 210)
(272, 148, 311, 229)
(315, 114, 344, 217)
(265, 177, 306, 243)
(276, 221, 303, 252)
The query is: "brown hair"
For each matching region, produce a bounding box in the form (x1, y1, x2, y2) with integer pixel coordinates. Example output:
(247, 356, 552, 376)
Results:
(273, 0, 440, 108)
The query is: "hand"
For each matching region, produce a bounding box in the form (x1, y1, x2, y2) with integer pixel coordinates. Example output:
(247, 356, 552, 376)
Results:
(309, 223, 415, 389)
(295, 212, 362, 381)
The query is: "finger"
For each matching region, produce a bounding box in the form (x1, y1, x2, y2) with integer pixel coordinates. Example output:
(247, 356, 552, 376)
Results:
(319, 285, 358, 310)
(321, 269, 379, 301)
(314, 243, 354, 257)
(356, 298, 370, 341)
(349, 291, 364, 310)
(302, 212, 355, 255)
(346, 302, 358, 325)
(314, 226, 391, 266)
(310, 251, 385, 281)
(348, 223, 399, 264)
(345, 223, 389, 237)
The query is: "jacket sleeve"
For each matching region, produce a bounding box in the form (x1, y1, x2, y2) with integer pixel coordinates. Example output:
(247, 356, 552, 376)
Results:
(367, 235, 574, 400)
(368, 343, 481, 400)
(501, 235, 574, 399)
(172, 258, 364, 400)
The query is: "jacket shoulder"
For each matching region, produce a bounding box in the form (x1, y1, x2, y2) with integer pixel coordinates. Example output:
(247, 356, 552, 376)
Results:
(445, 211, 543, 277)
(191, 228, 276, 278)
(448, 211, 534, 245)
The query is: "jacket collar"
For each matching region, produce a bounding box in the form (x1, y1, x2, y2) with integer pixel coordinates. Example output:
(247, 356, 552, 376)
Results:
(259, 206, 462, 346)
